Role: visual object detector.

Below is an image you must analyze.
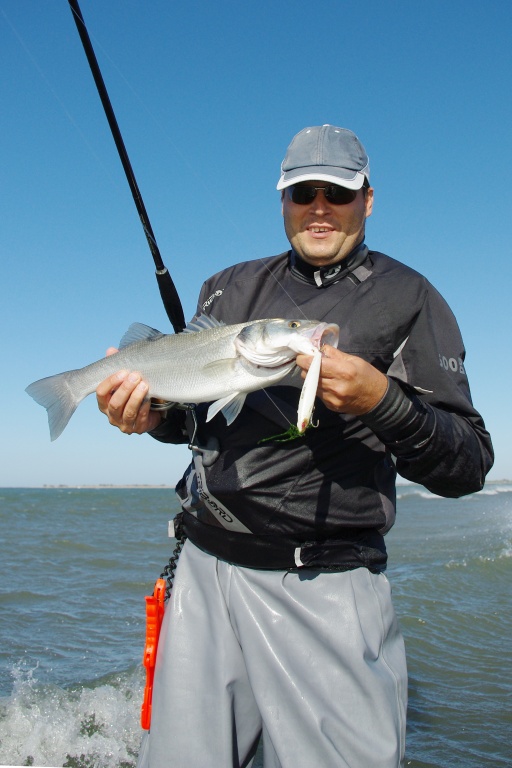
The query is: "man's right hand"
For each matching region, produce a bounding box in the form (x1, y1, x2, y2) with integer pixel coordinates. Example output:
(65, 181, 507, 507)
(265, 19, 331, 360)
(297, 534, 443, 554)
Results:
(96, 348, 162, 434)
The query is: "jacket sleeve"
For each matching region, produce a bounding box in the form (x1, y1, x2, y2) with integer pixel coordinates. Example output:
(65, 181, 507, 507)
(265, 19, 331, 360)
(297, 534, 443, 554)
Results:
(148, 407, 189, 444)
(360, 282, 493, 497)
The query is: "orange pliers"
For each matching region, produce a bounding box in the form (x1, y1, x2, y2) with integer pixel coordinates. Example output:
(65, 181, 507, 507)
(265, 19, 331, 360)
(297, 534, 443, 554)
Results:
(141, 578, 166, 730)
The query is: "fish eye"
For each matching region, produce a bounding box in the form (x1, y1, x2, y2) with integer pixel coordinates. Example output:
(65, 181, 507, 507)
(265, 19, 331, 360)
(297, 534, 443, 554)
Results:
(288, 321, 301, 329)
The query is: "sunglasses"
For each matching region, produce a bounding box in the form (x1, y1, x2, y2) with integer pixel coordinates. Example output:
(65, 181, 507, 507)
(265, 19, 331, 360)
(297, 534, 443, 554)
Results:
(287, 184, 358, 206)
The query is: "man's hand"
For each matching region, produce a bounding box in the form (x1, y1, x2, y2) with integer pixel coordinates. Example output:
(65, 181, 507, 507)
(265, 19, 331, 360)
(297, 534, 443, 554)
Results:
(296, 345, 388, 416)
(95, 348, 162, 434)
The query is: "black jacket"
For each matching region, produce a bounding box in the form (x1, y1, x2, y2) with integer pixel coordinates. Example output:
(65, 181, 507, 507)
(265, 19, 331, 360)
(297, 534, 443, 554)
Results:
(151, 247, 494, 570)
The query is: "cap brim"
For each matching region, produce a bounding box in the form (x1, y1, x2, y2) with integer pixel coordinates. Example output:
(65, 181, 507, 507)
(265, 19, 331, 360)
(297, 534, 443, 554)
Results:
(276, 168, 367, 191)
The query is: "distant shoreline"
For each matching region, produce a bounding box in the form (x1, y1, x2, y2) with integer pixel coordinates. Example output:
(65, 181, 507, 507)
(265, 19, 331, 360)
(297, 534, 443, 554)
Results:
(1, 479, 510, 489)
(42, 484, 174, 489)
(1, 484, 175, 489)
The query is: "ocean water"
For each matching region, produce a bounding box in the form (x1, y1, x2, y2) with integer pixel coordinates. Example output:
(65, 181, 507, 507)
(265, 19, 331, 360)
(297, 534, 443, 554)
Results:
(0, 484, 510, 767)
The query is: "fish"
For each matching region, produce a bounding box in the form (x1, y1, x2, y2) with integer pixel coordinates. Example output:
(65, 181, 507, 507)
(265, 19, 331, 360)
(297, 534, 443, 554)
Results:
(26, 315, 339, 441)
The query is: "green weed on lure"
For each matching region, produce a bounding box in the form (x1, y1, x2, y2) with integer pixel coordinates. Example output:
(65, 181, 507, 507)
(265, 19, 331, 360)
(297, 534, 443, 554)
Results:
(260, 347, 323, 444)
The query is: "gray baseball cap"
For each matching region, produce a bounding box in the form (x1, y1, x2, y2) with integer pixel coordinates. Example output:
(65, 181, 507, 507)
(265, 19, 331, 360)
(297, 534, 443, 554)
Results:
(276, 125, 370, 190)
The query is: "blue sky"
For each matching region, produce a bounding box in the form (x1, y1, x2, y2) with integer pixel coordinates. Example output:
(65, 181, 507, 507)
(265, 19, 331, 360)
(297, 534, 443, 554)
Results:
(1, 0, 510, 486)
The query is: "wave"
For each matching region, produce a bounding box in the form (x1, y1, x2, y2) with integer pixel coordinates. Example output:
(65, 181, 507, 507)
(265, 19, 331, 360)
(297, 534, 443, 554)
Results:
(396, 487, 443, 501)
(396, 482, 512, 502)
(471, 485, 512, 496)
(445, 543, 512, 569)
(0, 664, 143, 768)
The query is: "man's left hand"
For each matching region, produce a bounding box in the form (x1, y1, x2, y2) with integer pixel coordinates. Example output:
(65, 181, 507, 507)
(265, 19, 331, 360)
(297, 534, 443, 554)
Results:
(296, 345, 388, 416)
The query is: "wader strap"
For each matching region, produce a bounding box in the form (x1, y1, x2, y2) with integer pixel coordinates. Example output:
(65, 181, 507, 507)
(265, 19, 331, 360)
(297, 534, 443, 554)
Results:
(183, 513, 388, 573)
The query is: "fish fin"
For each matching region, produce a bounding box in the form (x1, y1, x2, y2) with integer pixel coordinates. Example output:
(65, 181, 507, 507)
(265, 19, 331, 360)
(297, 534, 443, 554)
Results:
(206, 393, 247, 425)
(182, 314, 224, 334)
(119, 323, 164, 349)
(202, 358, 237, 375)
(26, 371, 83, 441)
(221, 394, 247, 424)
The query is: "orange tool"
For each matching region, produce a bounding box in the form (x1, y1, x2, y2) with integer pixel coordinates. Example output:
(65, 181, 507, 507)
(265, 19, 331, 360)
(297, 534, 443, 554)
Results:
(141, 578, 166, 730)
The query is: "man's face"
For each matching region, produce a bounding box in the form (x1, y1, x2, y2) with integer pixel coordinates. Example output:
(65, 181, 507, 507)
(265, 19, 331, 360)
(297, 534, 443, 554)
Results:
(282, 182, 374, 267)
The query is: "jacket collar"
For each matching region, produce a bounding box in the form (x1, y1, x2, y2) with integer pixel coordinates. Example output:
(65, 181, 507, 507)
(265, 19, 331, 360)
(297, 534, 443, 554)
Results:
(290, 242, 369, 287)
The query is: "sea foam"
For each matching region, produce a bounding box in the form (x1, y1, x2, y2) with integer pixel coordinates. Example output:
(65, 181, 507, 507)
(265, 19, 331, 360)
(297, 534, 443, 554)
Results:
(0, 664, 143, 768)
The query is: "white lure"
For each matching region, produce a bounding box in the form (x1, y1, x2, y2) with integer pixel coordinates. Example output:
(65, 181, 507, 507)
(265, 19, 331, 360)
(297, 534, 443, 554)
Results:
(297, 348, 322, 433)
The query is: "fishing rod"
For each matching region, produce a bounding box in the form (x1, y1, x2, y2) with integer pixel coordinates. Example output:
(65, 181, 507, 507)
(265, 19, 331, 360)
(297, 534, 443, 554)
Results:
(66, 0, 186, 333)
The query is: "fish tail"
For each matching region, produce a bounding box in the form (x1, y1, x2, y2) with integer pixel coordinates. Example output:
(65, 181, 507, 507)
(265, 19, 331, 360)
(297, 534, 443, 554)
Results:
(25, 370, 83, 441)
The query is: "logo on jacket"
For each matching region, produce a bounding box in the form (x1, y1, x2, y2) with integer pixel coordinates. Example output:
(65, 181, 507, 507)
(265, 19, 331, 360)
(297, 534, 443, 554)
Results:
(202, 290, 223, 311)
(439, 354, 466, 376)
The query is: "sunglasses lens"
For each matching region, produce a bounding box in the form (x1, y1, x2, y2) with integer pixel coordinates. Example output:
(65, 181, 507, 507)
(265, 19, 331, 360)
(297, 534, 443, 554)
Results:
(325, 186, 357, 205)
(289, 186, 317, 205)
(288, 185, 358, 205)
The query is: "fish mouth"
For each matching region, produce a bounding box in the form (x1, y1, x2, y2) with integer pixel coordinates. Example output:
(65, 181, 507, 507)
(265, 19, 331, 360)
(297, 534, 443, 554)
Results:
(305, 322, 340, 350)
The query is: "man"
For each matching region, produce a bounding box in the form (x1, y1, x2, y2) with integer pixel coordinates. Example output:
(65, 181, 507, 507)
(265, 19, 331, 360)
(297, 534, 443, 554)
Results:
(97, 125, 493, 767)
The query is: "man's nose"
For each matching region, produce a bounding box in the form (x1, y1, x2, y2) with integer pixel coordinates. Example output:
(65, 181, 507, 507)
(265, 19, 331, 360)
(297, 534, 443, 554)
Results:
(311, 189, 331, 211)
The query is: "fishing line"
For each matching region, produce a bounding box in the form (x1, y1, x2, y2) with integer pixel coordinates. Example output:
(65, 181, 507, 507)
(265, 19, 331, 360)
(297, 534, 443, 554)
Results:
(262, 388, 294, 428)
(1, 8, 113, 177)
(5, 5, 311, 326)
(1, 3, 165, 283)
